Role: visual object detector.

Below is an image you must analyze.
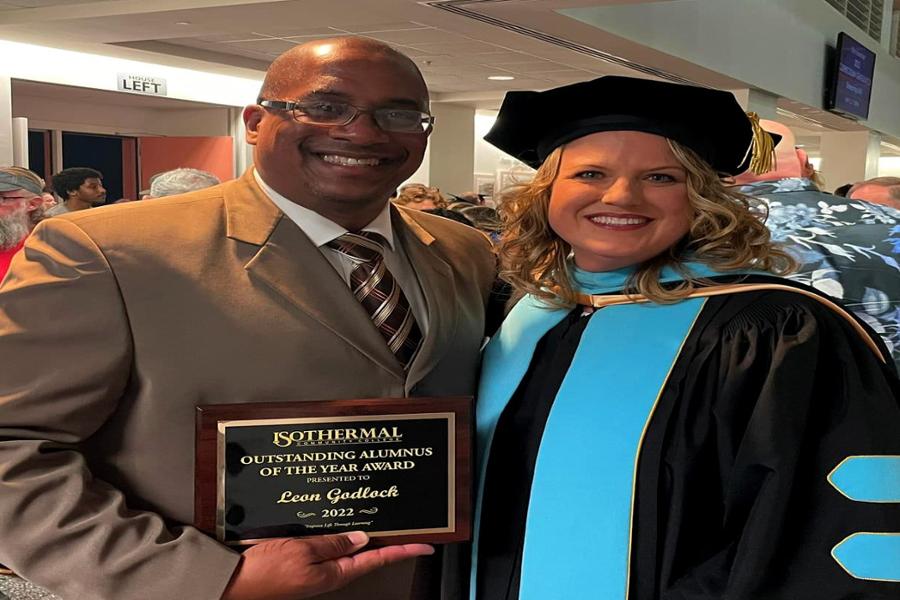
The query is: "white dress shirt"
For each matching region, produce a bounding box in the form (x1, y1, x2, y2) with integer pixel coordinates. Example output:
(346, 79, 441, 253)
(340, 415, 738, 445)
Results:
(253, 169, 429, 333)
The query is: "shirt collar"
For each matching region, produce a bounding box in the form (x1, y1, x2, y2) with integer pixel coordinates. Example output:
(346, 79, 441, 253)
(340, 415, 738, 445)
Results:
(253, 169, 395, 250)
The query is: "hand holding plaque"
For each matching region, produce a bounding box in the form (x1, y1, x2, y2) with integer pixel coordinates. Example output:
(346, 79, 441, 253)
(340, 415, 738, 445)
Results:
(195, 397, 472, 546)
(220, 531, 434, 600)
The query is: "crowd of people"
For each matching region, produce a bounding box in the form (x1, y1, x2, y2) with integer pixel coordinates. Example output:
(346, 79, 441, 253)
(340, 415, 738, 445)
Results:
(0, 35, 898, 600)
(0, 167, 222, 281)
(391, 183, 502, 242)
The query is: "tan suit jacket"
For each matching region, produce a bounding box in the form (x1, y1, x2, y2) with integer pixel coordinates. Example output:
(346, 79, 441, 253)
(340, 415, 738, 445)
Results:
(0, 170, 496, 600)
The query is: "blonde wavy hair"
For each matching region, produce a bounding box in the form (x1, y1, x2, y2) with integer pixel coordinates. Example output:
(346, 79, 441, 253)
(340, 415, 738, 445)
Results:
(497, 139, 797, 307)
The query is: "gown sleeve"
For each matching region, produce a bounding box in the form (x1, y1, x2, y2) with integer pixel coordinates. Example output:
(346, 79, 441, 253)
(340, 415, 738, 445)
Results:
(657, 290, 900, 600)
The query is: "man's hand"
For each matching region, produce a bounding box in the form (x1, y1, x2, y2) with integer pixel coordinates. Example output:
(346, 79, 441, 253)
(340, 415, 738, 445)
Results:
(220, 531, 434, 600)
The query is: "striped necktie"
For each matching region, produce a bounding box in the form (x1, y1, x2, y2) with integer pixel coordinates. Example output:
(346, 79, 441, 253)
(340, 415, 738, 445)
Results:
(327, 232, 423, 370)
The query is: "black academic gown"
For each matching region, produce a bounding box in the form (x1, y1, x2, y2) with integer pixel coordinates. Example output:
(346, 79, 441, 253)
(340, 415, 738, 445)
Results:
(476, 277, 900, 600)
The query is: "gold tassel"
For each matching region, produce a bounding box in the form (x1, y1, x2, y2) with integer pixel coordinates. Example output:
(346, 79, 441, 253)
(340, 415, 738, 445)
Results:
(745, 111, 776, 175)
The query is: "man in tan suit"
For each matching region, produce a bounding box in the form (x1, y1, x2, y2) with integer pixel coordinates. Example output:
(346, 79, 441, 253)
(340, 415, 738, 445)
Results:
(0, 38, 495, 600)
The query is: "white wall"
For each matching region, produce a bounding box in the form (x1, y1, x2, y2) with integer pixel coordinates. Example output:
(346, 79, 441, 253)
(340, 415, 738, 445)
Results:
(0, 40, 261, 170)
(13, 94, 231, 137)
(0, 77, 12, 165)
(818, 129, 882, 188)
(0, 40, 260, 108)
(428, 103, 476, 195)
(401, 141, 431, 189)
(474, 110, 507, 175)
(560, 0, 900, 139)
(879, 157, 900, 176)
(474, 110, 535, 201)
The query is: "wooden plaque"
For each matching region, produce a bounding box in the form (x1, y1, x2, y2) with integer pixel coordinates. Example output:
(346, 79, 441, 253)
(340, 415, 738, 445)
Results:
(195, 397, 472, 546)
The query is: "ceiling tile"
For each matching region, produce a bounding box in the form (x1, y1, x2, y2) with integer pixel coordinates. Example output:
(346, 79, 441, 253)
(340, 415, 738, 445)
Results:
(253, 26, 342, 38)
(409, 55, 465, 68)
(411, 51, 531, 68)
(430, 82, 472, 93)
(221, 38, 297, 55)
(112, 39, 272, 71)
(168, 38, 219, 49)
(192, 33, 271, 43)
(483, 60, 572, 73)
(422, 64, 509, 77)
(550, 54, 622, 70)
(365, 28, 469, 45)
(493, 78, 557, 90)
(405, 41, 506, 55)
(423, 74, 462, 84)
(3, 0, 94, 5)
(172, 39, 274, 60)
(343, 21, 430, 33)
(538, 69, 596, 83)
(464, 51, 541, 65)
(398, 46, 453, 58)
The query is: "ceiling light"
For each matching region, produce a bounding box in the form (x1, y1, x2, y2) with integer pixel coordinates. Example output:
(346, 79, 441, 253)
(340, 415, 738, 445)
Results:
(175, 21, 191, 26)
(488, 75, 515, 81)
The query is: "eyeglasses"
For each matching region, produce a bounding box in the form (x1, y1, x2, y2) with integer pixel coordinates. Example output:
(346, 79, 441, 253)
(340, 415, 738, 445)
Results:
(258, 99, 435, 133)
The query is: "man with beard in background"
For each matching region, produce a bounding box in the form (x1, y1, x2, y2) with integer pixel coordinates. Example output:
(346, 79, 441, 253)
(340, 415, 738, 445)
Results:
(0, 167, 44, 280)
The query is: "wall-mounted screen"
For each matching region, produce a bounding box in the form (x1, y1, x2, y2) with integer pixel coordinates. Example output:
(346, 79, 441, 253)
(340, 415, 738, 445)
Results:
(825, 32, 876, 120)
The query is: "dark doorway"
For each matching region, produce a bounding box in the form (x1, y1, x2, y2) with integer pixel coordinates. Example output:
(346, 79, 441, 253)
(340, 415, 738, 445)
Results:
(27, 130, 50, 183)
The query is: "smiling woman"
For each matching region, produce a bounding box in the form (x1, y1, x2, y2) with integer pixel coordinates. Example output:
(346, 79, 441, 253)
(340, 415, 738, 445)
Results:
(495, 105, 792, 307)
(546, 130, 694, 275)
(471, 75, 900, 600)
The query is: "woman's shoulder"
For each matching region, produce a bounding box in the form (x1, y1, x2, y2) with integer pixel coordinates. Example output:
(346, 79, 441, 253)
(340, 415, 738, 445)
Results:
(708, 284, 832, 323)
(699, 275, 850, 324)
(695, 276, 887, 362)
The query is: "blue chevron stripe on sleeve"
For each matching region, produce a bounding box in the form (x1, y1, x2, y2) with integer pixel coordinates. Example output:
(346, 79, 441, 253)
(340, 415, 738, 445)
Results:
(831, 533, 900, 582)
(828, 456, 900, 503)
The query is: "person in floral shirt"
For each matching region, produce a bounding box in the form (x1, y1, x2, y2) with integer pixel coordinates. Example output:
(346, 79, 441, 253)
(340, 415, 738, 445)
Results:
(735, 120, 900, 369)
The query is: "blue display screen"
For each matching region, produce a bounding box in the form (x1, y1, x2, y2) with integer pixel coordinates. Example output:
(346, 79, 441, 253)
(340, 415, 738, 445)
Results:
(831, 33, 876, 120)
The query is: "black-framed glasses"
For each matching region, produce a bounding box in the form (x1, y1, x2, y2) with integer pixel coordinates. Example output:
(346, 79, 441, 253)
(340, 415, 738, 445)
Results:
(258, 99, 434, 133)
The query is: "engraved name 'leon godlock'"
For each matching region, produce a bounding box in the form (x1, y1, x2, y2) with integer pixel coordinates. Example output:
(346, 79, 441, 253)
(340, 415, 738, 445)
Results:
(272, 427, 402, 447)
(277, 485, 401, 505)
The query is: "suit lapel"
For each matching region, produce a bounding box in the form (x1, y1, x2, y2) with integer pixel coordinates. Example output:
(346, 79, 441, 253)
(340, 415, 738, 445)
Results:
(394, 208, 458, 391)
(224, 170, 405, 381)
